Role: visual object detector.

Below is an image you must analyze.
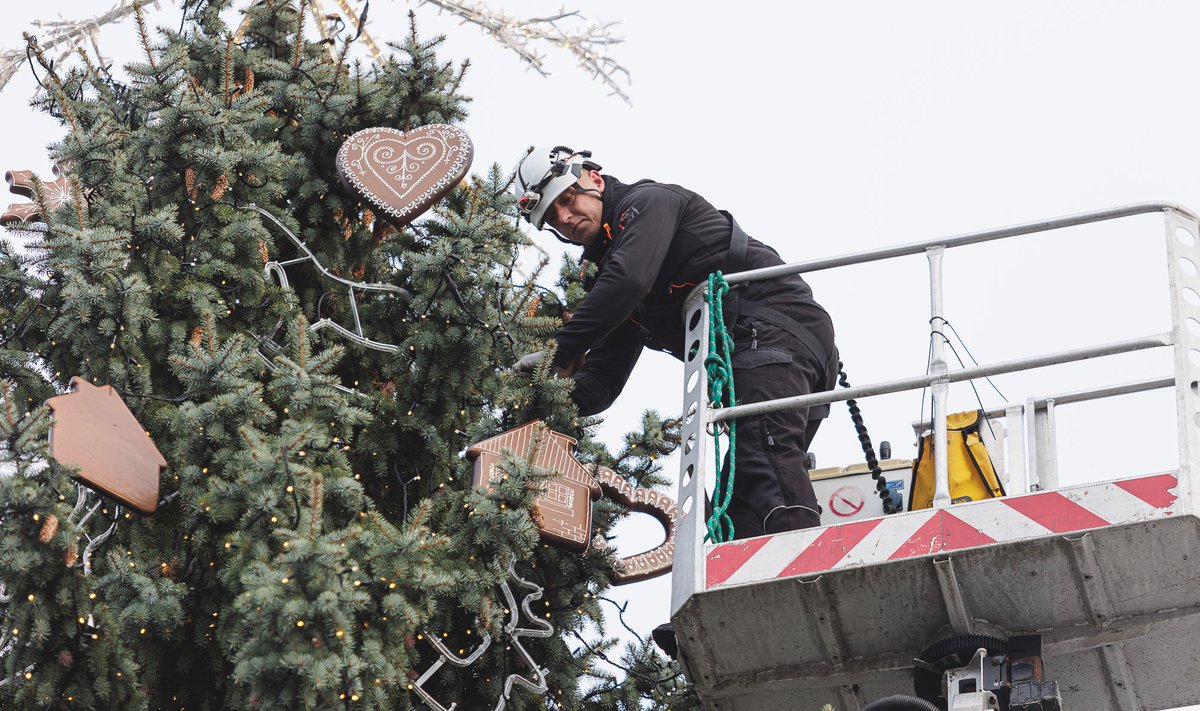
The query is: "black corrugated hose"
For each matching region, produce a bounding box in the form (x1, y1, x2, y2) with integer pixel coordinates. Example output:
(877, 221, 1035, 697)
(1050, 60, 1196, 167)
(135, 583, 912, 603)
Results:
(838, 362, 899, 514)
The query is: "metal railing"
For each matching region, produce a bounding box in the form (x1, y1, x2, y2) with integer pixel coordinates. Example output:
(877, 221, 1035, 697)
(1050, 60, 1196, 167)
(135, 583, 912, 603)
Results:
(671, 202, 1200, 616)
(911, 376, 1176, 495)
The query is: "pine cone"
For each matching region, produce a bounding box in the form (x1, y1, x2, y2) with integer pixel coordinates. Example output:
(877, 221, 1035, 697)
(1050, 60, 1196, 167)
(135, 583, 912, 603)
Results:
(64, 540, 79, 568)
(189, 326, 204, 350)
(210, 175, 228, 200)
(257, 239, 270, 265)
(39, 514, 59, 543)
(184, 167, 198, 202)
(524, 295, 542, 318)
(57, 649, 74, 667)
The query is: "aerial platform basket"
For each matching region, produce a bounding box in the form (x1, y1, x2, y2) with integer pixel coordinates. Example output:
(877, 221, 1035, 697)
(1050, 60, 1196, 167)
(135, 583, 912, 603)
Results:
(669, 203, 1200, 711)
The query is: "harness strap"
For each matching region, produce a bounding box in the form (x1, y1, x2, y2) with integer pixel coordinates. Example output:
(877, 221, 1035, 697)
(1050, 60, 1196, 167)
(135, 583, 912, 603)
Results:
(722, 210, 749, 274)
(722, 211, 748, 329)
(723, 214, 828, 364)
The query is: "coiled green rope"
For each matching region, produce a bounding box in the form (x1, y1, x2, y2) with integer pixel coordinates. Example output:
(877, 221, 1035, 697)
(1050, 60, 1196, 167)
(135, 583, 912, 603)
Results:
(704, 271, 737, 543)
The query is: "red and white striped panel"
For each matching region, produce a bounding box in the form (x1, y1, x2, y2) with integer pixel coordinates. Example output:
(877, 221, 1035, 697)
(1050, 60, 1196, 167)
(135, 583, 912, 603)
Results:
(705, 473, 1179, 589)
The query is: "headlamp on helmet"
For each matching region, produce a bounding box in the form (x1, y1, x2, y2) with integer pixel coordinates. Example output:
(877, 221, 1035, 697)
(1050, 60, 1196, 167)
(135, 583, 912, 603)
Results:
(514, 145, 600, 231)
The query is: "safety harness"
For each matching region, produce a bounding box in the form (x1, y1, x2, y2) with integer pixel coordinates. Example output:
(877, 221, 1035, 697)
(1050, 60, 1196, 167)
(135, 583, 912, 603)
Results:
(704, 215, 837, 542)
(720, 213, 832, 367)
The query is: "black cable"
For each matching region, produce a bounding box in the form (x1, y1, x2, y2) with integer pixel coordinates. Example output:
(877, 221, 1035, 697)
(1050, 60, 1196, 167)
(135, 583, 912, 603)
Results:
(943, 319, 1007, 401)
(838, 362, 898, 514)
(941, 338, 998, 441)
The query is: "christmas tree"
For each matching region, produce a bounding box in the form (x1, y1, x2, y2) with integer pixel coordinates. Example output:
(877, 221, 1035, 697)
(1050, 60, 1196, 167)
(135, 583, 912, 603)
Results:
(0, 2, 698, 709)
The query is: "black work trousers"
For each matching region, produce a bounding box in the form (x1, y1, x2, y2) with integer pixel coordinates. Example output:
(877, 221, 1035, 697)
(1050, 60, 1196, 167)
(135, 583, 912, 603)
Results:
(721, 308, 837, 539)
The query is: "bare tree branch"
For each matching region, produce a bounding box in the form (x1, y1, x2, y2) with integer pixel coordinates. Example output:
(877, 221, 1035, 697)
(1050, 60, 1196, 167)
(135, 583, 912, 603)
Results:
(2, 0, 631, 105)
(416, 0, 631, 105)
(0, 1, 162, 92)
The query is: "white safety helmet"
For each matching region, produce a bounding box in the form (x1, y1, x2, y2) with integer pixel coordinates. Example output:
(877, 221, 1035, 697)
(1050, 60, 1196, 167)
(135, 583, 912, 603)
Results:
(514, 145, 602, 231)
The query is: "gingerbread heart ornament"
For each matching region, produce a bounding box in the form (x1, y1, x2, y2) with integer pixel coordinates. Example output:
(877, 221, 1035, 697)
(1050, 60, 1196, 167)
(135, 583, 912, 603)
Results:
(336, 124, 473, 226)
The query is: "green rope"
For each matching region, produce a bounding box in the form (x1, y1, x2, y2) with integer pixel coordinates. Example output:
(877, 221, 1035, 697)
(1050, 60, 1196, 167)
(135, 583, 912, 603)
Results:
(704, 271, 736, 543)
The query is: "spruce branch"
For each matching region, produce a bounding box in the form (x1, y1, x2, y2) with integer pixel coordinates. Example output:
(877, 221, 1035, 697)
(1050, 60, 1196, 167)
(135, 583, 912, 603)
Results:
(293, 0, 308, 68)
(221, 33, 235, 105)
(24, 35, 79, 134)
(133, 1, 158, 72)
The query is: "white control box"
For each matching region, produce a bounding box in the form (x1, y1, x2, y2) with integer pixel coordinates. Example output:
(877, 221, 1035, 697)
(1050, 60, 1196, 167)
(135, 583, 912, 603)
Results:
(810, 459, 912, 524)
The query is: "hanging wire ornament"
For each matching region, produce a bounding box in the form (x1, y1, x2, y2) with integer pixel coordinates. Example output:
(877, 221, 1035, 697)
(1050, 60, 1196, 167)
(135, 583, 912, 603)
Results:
(412, 558, 554, 711)
(241, 203, 411, 355)
(65, 483, 123, 576)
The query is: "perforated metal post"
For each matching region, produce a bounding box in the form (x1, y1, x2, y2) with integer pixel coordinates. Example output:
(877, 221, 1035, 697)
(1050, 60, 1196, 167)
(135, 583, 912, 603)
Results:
(671, 288, 712, 617)
(1164, 208, 1200, 514)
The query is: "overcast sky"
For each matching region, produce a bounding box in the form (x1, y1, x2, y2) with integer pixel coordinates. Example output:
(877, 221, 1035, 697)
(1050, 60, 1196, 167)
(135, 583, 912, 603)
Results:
(4, 2, 1199, 709)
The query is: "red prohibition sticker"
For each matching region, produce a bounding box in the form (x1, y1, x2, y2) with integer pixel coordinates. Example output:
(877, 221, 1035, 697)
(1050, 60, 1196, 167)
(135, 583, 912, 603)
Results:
(829, 485, 866, 517)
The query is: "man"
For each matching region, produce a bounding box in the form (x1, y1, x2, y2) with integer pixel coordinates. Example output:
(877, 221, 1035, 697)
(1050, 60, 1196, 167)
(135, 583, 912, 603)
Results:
(513, 145, 837, 539)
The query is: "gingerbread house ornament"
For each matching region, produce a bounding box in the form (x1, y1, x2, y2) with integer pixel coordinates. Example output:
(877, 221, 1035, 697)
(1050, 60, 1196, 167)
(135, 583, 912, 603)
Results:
(466, 420, 677, 584)
(467, 421, 601, 552)
(46, 378, 167, 514)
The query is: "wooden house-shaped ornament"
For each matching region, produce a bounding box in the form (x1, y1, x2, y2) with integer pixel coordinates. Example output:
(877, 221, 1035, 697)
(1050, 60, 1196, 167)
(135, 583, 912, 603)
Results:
(466, 421, 601, 552)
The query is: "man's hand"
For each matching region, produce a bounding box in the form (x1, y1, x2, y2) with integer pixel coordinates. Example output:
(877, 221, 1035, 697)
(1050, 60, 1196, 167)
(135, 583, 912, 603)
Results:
(513, 350, 587, 378)
(512, 350, 546, 374)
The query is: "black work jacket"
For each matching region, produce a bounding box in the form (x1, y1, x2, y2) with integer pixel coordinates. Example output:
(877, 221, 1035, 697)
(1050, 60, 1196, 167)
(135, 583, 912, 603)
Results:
(555, 176, 830, 416)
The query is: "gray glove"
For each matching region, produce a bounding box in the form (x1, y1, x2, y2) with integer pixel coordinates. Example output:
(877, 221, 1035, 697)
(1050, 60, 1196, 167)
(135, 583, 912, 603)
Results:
(512, 350, 546, 373)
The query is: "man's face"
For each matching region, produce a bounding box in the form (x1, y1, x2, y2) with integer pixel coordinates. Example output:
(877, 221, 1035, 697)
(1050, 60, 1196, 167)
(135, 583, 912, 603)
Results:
(546, 170, 605, 247)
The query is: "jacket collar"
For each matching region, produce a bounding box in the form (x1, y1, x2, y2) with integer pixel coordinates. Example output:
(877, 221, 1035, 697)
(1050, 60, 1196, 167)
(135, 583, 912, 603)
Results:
(582, 174, 626, 262)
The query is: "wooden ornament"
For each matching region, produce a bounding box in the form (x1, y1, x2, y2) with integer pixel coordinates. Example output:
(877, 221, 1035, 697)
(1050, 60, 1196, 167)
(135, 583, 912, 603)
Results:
(468, 421, 600, 552)
(46, 378, 167, 514)
(467, 420, 677, 584)
(1, 164, 73, 226)
(336, 124, 473, 227)
(591, 465, 677, 585)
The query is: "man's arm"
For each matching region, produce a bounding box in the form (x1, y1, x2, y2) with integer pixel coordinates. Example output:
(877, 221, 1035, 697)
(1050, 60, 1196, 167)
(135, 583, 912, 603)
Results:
(552, 185, 688, 370)
(570, 324, 643, 416)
